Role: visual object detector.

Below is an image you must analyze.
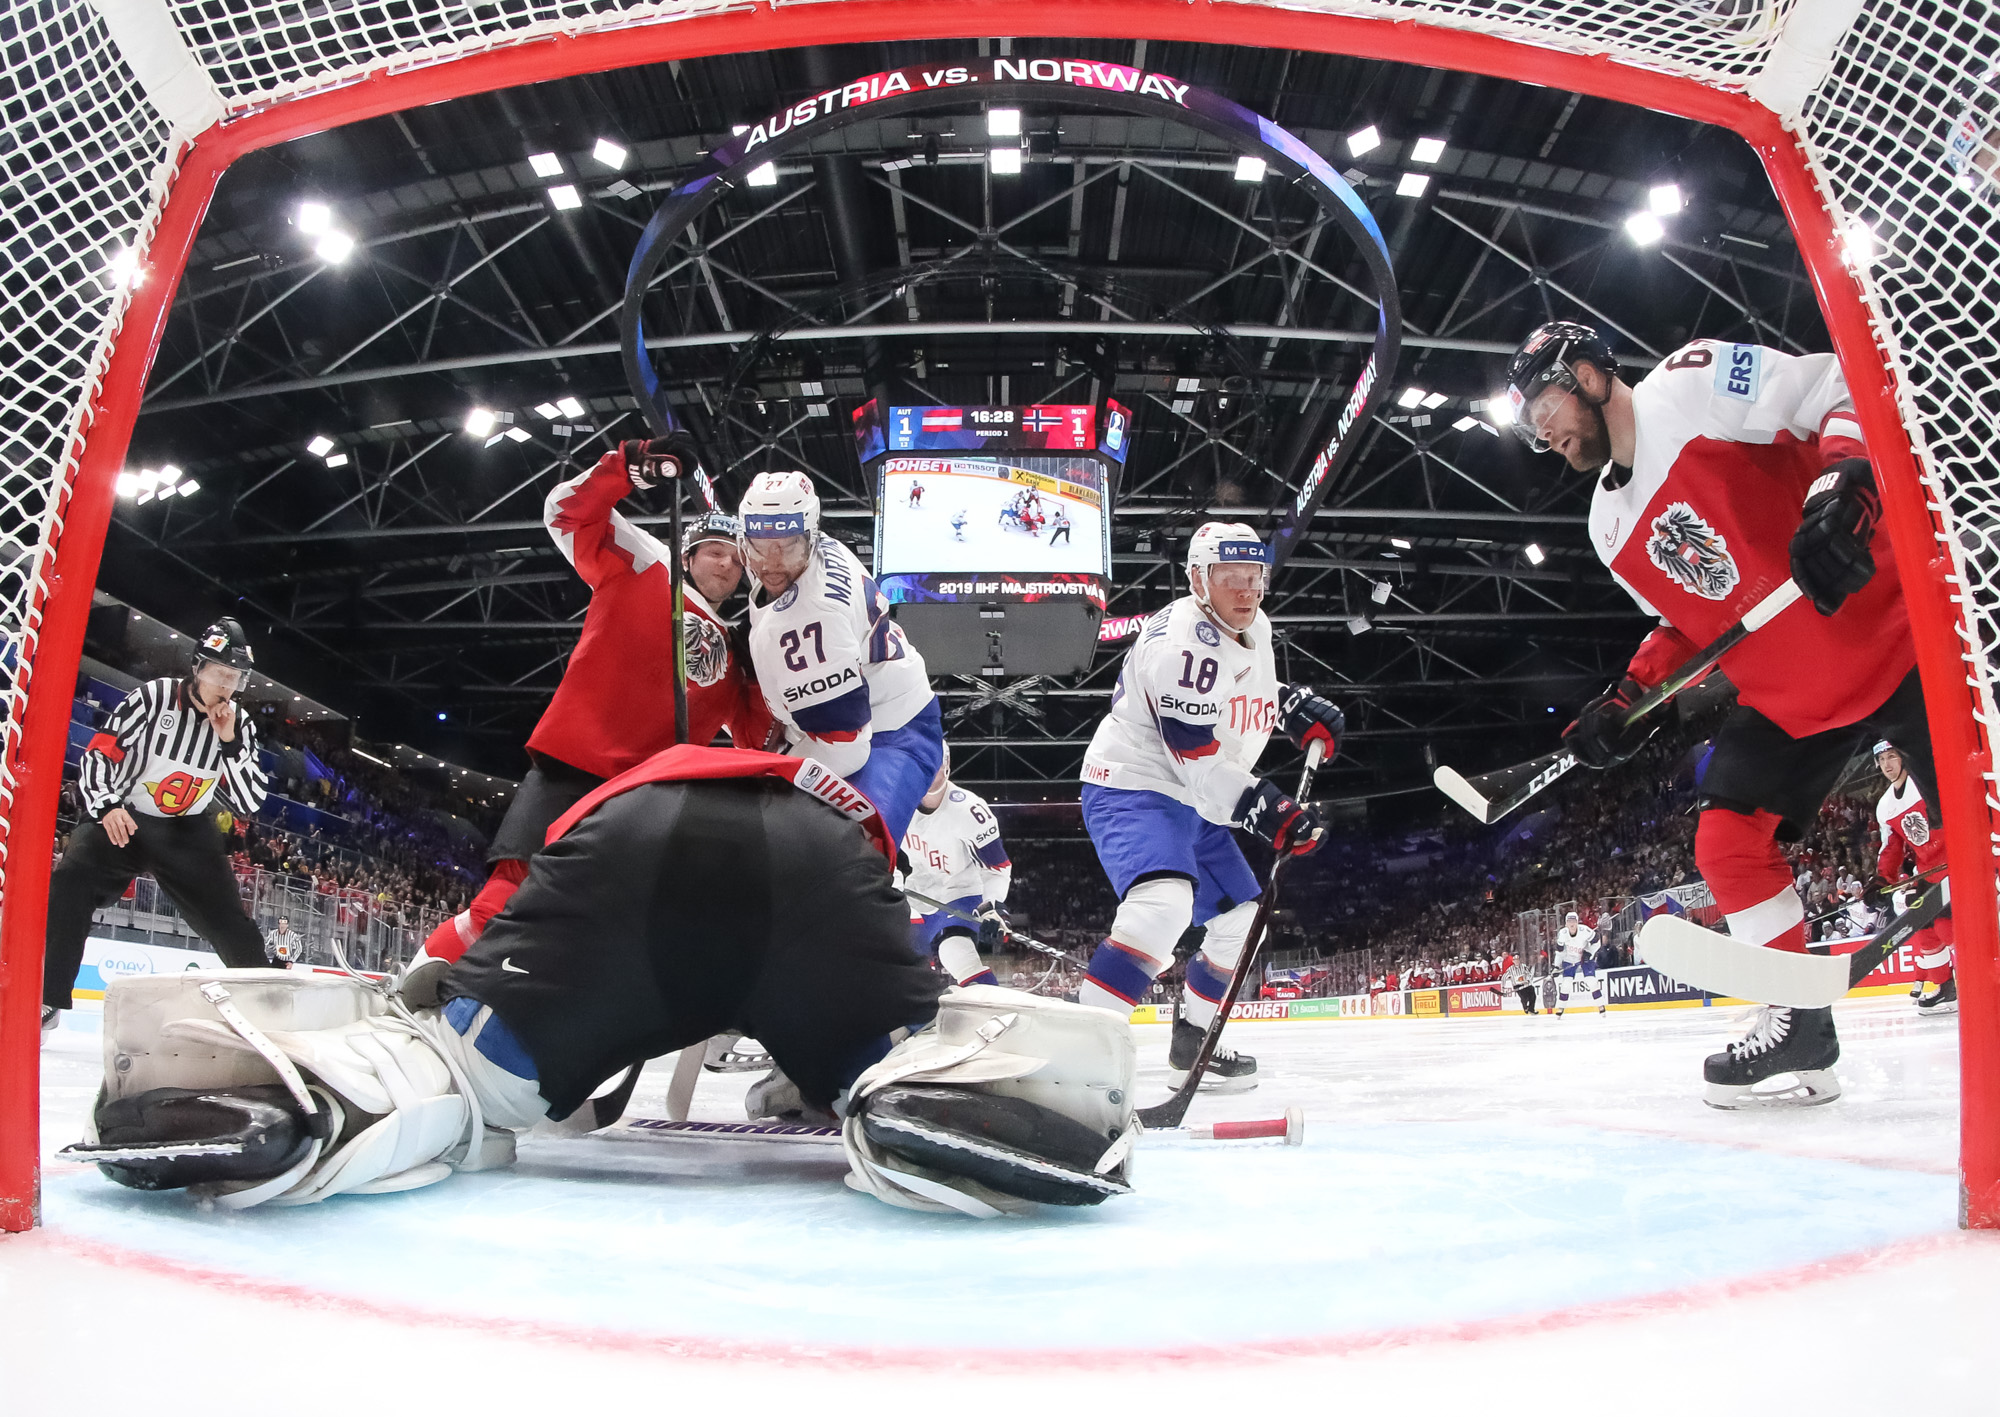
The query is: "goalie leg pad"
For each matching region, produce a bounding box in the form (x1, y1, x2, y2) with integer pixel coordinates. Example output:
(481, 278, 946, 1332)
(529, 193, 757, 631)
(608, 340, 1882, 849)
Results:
(72, 1084, 315, 1192)
(856, 1084, 1131, 1207)
(843, 985, 1137, 1216)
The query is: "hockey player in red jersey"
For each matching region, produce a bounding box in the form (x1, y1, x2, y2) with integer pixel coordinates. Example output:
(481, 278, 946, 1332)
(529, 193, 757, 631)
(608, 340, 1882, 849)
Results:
(417, 439, 772, 965)
(1873, 739, 1956, 1014)
(1508, 320, 1939, 1108)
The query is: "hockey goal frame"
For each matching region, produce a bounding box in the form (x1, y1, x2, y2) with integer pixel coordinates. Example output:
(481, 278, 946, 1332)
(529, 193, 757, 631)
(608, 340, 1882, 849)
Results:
(3, 0, 1993, 1232)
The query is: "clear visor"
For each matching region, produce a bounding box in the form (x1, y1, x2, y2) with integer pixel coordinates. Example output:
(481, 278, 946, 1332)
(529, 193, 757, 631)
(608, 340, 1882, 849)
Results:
(742, 532, 809, 572)
(1509, 368, 1582, 454)
(1203, 561, 1269, 594)
(194, 662, 245, 697)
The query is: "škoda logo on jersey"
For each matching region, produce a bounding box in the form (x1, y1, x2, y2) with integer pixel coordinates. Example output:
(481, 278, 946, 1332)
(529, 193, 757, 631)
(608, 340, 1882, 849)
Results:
(1645, 502, 1740, 601)
(791, 759, 877, 824)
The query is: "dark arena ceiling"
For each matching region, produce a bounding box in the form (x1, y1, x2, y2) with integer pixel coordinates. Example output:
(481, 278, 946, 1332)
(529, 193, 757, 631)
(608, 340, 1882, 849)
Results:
(110, 36, 1821, 812)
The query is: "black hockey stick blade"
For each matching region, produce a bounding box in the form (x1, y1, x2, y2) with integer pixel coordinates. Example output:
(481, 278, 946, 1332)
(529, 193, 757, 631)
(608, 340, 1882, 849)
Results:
(902, 887, 1085, 966)
(1433, 579, 1801, 825)
(1138, 742, 1325, 1130)
(1433, 751, 1575, 826)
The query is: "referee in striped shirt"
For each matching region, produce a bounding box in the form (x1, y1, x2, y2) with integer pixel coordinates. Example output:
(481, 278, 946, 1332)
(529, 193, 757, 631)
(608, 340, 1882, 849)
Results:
(42, 618, 272, 1031)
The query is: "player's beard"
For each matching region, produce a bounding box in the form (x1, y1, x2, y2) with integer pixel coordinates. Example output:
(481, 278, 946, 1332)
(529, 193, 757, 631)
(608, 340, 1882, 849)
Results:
(1568, 404, 1613, 472)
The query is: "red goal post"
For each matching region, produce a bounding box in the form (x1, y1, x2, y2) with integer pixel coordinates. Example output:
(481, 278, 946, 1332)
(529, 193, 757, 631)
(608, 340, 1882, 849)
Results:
(2, 0, 1994, 1231)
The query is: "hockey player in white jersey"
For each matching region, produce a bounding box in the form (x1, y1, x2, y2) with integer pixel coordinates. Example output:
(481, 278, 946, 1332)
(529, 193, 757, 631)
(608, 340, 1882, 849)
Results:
(1076, 522, 1344, 1089)
(739, 470, 944, 841)
(904, 744, 1012, 987)
(1553, 911, 1604, 1016)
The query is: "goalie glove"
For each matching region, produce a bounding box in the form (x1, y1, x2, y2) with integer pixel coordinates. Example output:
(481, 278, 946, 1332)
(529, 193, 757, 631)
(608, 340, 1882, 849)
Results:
(1562, 676, 1658, 770)
(1237, 779, 1325, 856)
(1789, 456, 1880, 616)
(1276, 684, 1344, 756)
(619, 432, 705, 491)
(975, 901, 1008, 949)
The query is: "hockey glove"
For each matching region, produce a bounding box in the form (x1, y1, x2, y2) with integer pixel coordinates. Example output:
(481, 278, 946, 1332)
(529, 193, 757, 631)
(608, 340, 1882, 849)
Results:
(975, 901, 1009, 949)
(1238, 778, 1326, 856)
(619, 432, 705, 491)
(1789, 456, 1880, 616)
(1277, 684, 1345, 756)
(1562, 676, 1659, 770)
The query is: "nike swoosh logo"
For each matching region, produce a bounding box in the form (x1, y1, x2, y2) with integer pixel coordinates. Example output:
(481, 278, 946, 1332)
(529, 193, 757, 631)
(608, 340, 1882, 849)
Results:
(1603, 518, 1619, 548)
(500, 957, 529, 974)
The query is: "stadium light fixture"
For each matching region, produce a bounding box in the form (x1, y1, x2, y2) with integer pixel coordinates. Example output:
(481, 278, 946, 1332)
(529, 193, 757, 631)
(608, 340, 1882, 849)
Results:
(157, 464, 181, 489)
(306, 434, 335, 457)
(986, 107, 1021, 137)
(746, 162, 778, 187)
(115, 472, 139, 498)
(1347, 124, 1381, 157)
(989, 147, 1022, 175)
(1625, 211, 1666, 245)
(1370, 580, 1392, 605)
(556, 396, 585, 419)
(465, 407, 498, 437)
(1842, 218, 1876, 267)
(1488, 393, 1515, 425)
(324, 453, 349, 468)
(314, 230, 355, 263)
(528, 151, 563, 177)
(1649, 182, 1684, 215)
(177, 479, 200, 497)
(592, 138, 628, 169)
(504, 427, 531, 443)
(1524, 543, 1547, 565)
(1396, 172, 1430, 197)
(534, 402, 561, 419)
(548, 184, 582, 211)
(1234, 154, 1267, 183)
(106, 246, 144, 289)
(1390, 536, 1413, 549)
(1397, 386, 1426, 409)
(1410, 137, 1446, 163)
(1421, 391, 1449, 409)
(1453, 415, 1479, 432)
(296, 201, 333, 235)
(1347, 616, 1372, 636)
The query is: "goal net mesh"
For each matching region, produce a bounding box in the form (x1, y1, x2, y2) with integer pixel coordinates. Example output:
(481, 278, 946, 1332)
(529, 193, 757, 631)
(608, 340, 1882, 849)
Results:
(3, 0, 1997, 1217)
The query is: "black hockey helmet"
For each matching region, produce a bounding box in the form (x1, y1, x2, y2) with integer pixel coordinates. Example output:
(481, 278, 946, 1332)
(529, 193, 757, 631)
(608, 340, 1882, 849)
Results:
(681, 510, 742, 557)
(1504, 321, 1618, 452)
(191, 617, 255, 677)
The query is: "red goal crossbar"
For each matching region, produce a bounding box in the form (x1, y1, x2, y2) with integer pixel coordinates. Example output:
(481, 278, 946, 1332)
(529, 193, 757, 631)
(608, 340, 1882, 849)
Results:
(3, 0, 1991, 1231)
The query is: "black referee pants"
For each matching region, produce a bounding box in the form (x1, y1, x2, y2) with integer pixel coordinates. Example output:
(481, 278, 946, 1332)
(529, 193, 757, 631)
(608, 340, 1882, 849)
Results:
(44, 813, 266, 1011)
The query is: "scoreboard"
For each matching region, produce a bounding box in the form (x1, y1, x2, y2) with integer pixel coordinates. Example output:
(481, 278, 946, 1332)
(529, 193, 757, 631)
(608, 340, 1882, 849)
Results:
(855, 399, 1132, 676)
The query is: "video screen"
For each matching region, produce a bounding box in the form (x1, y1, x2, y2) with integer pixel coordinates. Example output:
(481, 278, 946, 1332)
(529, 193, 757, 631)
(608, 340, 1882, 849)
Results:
(876, 454, 1109, 577)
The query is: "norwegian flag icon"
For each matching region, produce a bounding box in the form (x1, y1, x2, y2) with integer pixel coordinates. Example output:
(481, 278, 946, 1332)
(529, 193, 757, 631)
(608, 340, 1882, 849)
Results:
(1022, 409, 1061, 431)
(921, 409, 962, 430)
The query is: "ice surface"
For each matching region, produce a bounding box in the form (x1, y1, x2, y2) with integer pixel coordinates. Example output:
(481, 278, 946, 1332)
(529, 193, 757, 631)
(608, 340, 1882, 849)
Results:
(10, 998, 1994, 1409)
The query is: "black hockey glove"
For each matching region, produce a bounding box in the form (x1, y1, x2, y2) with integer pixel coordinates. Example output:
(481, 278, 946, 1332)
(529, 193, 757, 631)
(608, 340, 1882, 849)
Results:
(1789, 456, 1880, 616)
(619, 432, 705, 491)
(1562, 676, 1659, 770)
(1277, 684, 1344, 757)
(975, 901, 1009, 949)
(1237, 778, 1325, 857)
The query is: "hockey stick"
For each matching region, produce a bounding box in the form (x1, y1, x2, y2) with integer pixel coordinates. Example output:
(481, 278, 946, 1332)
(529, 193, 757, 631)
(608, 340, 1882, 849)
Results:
(663, 1042, 705, 1123)
(1802, 865, 1945, 930)
(901, 887, 1087, 966)
(617, 1107, 1306, 1146)
(668, 465, 689, 746)
(1433, 578, 1803, 824)
(1636, 873, 1951, 1008)
(1137, 740, 1326, 1131)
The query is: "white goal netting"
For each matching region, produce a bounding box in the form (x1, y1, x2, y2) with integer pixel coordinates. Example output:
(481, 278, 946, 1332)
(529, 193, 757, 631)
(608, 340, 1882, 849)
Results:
(4, 0, 2000, 1217)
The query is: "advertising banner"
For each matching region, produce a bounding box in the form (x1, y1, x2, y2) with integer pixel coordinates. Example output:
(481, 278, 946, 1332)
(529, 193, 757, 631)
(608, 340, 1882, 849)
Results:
(1445, 984, 1505, 1015)
(1411, 989, 1443, 1017)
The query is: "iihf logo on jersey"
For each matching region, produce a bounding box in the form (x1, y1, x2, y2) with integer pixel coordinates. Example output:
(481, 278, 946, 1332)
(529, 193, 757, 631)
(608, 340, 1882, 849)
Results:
(1645, 503, 1739, 601)
(686, 616, 729, 687)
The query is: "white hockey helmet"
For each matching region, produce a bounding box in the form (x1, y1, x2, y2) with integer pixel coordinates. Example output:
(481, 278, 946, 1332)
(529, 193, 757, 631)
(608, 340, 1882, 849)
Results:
(1566, 911, 1580, 923)
(737, 470, 820, 543)
(1186, 521, 1270, 592)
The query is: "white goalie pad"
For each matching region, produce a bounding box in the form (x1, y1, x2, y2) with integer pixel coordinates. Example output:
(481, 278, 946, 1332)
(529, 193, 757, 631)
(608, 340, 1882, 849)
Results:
(90, 970, 508, 1209)
(842, 984, 1139, 1217)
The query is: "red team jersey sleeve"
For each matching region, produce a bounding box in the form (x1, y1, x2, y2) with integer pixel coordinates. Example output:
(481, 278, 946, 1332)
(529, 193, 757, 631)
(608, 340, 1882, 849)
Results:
(1590, 342, 1912, 737)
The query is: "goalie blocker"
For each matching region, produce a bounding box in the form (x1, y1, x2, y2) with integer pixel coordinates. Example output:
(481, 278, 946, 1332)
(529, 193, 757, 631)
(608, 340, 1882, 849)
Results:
(62, 747, 1137, 1217)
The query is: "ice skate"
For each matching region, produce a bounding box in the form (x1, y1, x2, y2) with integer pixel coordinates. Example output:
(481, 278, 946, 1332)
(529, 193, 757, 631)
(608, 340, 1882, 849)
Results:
(40, 1004, 61, 1037)
(1702, 1005, 1841, 1109)
(704, 1031, 772, 1073)
(1167, 1018, 1258, 1093)
(1916, 978, 1958, 1015)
